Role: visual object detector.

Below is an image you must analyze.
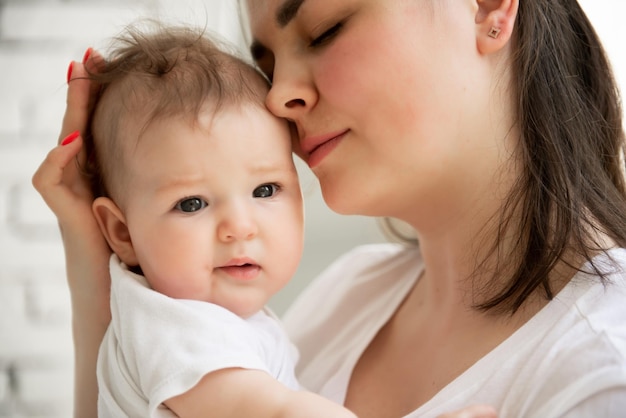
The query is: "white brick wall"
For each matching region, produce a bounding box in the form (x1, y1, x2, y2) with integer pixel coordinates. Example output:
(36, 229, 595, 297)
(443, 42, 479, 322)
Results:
(0, 0, 623, 417)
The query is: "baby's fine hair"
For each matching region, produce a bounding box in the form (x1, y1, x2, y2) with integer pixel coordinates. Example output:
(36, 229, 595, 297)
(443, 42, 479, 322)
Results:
(86, 21, 269, 201)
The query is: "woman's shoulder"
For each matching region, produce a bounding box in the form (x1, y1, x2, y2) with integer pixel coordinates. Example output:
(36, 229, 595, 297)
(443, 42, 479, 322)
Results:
(513, 249, 626, 416)
(300, 242, 419, 288)
(567, 247, 626, 319)
(285, 243, 420, 314)
(411, 248, 626, 417)
(281, 243, 423, 393)
(317, 241, 414, 264)
(567, 247, 626, 349)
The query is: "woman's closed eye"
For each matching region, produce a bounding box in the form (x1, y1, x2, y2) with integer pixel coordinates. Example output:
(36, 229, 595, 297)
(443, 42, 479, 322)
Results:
(175, 197, 208, 213)
(309, 22, 343, 48)
(252, 48, 274, 82)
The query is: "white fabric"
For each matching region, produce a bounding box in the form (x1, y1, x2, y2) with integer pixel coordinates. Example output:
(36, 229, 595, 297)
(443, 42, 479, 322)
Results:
(98, 255, 299, 418)
(283, 243, 626, 418)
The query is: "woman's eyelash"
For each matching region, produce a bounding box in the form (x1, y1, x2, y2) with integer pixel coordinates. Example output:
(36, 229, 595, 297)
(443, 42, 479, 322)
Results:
(310, 22, 342, 48)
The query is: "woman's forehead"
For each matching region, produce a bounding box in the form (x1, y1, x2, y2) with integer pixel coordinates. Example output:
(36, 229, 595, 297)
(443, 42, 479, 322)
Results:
(244, 0, 275, 19)
(245, 0, 302, 28)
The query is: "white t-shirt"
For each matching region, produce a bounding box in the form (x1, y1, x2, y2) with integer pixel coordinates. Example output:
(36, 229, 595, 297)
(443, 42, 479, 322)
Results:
(97, 255, 299, 418)
(283, 244, 626, 417)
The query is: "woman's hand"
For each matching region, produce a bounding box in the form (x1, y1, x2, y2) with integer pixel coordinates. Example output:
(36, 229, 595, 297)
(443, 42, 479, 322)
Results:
(438, 405, 498, 418)
(33, 52, 102, 244)
(33, 52, 111, 316)
(32, 52, 111, 418)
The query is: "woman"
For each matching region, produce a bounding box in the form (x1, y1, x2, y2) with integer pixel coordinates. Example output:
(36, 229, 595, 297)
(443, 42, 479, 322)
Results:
(33, 0, 626, 416)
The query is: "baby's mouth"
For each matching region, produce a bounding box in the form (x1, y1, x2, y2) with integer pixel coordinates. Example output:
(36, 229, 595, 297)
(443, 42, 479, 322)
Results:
(219, 262, 260, 280)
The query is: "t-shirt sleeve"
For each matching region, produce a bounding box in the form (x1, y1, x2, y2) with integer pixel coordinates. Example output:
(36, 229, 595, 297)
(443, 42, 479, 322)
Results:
(560, 387, 626, 418)
(104, 259, 269, 415)
(532, 366, 626, 418)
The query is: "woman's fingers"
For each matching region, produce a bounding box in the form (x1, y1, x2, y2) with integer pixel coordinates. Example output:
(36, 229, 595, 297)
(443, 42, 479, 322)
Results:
(32, 133, 96, 228)
(61, 60, 93, 145)
(437, 405, 498, 418)
(61, 47, 105, 144)
(58, 59, 94, 209)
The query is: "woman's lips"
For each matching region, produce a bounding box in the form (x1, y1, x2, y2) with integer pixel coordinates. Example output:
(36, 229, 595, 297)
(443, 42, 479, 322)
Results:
(303, 130, 349, 168)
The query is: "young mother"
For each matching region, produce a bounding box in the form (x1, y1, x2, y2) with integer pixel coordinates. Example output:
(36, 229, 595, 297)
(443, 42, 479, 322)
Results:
(34, 0, 626, 417)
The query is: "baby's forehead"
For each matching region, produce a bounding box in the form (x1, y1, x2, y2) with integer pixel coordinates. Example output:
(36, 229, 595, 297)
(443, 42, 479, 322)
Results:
(127, 105, 291, 171)
(132, 98, 265, 136)
(126, 100, 279, 158)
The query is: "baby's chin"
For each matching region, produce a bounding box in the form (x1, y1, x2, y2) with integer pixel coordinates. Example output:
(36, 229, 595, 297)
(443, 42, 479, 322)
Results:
(218, 297, 268, 319)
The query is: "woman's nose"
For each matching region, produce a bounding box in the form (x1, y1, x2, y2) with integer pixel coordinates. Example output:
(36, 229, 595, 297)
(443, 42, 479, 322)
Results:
(265, 58, 318, 122)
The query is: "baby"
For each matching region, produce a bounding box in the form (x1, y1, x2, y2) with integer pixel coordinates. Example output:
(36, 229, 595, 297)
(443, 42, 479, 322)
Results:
(85, 22, 356, 418)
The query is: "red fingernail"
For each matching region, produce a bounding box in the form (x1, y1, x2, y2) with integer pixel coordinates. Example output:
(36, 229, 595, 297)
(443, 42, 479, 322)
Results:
(66, 61, 74, 84)
(61, 130, 80, 146)
(82, 47, 92, 64)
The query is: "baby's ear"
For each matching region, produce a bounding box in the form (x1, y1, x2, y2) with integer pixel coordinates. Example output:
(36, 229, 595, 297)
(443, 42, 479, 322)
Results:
(475, 0, 519, 55)
(92, 197, 139, 266)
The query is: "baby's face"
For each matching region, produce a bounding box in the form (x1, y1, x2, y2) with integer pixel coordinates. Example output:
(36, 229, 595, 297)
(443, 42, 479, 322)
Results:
(120, 104, 304, 318)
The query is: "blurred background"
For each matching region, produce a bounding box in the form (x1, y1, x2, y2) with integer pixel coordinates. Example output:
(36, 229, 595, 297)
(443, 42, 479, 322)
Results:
(0, 0, 624, 416)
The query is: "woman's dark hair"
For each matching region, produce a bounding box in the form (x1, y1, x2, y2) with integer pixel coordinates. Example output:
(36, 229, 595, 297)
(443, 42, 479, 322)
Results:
(480, 0, 626, 313)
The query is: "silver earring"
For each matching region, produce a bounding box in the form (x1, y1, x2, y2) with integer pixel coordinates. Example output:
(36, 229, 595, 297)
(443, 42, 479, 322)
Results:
(488, 27, 501, 39)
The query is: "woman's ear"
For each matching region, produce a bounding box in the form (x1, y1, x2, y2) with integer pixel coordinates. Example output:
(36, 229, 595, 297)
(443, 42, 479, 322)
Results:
(92, 197, 139, 267)
(475, 0, 519, 55)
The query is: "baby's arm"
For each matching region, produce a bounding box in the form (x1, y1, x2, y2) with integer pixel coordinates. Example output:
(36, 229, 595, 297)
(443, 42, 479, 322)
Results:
(164, 368, 357, 418)
(164, 369, 498, 418)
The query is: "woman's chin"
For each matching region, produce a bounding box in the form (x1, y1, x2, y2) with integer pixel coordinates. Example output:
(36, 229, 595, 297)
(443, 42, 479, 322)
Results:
(320, 187, 376, 217)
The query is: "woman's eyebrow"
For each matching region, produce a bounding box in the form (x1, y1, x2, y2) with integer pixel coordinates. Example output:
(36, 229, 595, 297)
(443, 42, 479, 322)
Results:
(276, 0, 306, 27)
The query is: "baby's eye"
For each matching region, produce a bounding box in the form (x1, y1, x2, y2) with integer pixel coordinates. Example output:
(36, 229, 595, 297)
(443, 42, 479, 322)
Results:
(253, 184, 279, 198)
(175, 197, 208, 213)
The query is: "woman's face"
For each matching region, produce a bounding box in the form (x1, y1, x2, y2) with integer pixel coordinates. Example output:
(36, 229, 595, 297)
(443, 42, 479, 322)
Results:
(246, 0, 511, 227)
